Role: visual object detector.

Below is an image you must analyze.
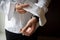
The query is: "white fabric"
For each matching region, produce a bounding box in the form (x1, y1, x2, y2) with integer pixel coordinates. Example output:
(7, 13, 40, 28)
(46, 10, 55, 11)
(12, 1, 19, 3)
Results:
(0, 0, 50, 33)
(23, 0, 50, 26)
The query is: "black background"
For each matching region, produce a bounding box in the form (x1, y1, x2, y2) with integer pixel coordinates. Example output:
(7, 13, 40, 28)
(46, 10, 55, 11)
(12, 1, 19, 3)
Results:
(38, 0, 60, 37)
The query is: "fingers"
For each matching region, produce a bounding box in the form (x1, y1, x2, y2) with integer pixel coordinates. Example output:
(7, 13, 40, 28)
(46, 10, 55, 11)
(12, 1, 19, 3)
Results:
(20, 24, 36, 36)
(15, 4, 22, 10)
(20, 22, 32, 36)
(21, 21, 32, 32)
(26, 27, 32, 33)
(16, 9, 27, 14)
(26, 24, 36, 36)
(22, 31, 30, 36)
(21, 4, 29, 8)
(23, 25, 35, 36)
(15, 3, 29, 10)
(15, 3, 29, 14)
(20, 18, 37, 36)
(21, 27, 31, 36)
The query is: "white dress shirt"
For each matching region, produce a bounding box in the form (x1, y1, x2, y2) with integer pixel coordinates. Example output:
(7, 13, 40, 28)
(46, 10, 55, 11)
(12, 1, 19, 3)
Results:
(0, 0, 50, 34)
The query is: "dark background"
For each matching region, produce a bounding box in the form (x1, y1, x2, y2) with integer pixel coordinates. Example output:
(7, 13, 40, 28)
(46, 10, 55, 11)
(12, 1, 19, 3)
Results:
(38, 0, 60, 37)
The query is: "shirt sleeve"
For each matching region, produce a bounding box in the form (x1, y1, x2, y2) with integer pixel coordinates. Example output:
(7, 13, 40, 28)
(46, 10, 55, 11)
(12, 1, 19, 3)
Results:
(0, 0, 16, 20)
(23, 0, 50, 26)
(0, 0, 10, 14)
(0, 0, 5, 14)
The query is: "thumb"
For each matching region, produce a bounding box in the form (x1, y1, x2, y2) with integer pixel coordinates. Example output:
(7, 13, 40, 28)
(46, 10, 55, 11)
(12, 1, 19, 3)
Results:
(20, 22, 32, 33)
(22, 4, 29, 8)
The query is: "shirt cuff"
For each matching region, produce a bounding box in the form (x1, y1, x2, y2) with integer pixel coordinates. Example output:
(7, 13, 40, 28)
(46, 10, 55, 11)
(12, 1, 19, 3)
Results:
(23, 3, 47, 26)
(23, 3, 40, 17)
(32, 15, 39, 22)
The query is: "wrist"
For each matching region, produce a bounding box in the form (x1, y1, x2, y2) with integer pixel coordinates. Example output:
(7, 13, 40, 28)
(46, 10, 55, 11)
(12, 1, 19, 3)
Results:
(31, 17, 38, 23)
(32, 16, 39, 22)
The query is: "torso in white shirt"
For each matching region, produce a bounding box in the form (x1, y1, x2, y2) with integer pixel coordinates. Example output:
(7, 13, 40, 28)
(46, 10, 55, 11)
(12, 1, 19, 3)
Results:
(4, 0, 37, 34)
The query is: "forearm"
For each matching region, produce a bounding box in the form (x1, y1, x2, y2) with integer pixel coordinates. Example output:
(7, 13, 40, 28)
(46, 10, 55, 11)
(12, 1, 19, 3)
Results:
(32, 15, 39, 22)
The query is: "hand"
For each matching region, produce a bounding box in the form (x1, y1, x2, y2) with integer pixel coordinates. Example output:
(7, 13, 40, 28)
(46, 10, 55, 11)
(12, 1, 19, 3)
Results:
(20, 17, 38, 36)
(15, 3, 29, 14)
